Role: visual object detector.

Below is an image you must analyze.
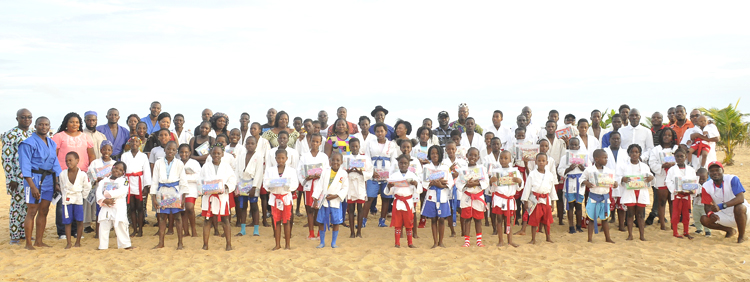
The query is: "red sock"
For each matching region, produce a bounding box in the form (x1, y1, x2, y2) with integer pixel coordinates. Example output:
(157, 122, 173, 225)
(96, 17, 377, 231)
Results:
(476, 233, 483, 246)
(309, 230, 315, 237)
(395, 228, 402, 246)
(406, 228, 413, 245)
(464, 235, 470, 245)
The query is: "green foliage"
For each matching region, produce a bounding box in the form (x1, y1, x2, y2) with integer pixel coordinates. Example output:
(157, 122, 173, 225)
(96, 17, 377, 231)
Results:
(699, 98, 750, 165)
(599, 109, 617, 129)
(640, 117, 652, 129)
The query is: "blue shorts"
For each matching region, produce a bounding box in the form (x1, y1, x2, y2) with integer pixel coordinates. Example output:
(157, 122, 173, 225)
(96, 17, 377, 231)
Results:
(421, 201, 451, 218)
(62, 204, 84, 224)
(366, 180, 391, 199)
(586, 193, 610, 221)
(158, 208, 183, 214)
(237, 196, 259, 209)
(565, 191, 584, 203)
(316, 206, 344, 225)
(484, 195, 492, 205)
(25, 185, 53, 204)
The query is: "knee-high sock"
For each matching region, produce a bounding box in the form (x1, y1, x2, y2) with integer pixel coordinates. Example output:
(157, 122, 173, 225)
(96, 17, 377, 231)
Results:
(406, 228, 413, 245)
(395, 228, 402, 246)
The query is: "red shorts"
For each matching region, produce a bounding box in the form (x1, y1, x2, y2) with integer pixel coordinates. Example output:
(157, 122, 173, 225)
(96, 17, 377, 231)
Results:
(609, 195, 624, 211)
(347, 199, 366, 204)
(297, 184, 304, 192)
(461, 207, 485, 220)
(260, 184, 268, 195)
(272, 204, 293, 224)
(491, 206, 514, 217)
(528, 204, 552, 227)
(229, 194, 236, 209)
(185, 197, 196, 204)
(201, 204, 230, 218)
(555, 183, 564, 191)
(391, 209, 414, 228)
(292, 192, 298, 200)
(625, 190, 646, 207)
(657, 186, 668, 190)
(305, 190, 314, 207)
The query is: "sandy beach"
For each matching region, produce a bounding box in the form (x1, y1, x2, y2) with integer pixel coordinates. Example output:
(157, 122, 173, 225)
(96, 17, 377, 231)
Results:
(1, 149, 749, 281)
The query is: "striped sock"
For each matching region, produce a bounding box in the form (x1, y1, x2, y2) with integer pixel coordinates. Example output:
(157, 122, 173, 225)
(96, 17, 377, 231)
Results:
(395, 228, 402, 246)
(476, 233, 483, 246)
(406, 228, 413, 245)
(463, 235, 470, 246)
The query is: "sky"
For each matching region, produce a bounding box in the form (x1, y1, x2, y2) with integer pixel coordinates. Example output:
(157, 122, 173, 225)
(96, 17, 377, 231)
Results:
(1, 0, 749, 136)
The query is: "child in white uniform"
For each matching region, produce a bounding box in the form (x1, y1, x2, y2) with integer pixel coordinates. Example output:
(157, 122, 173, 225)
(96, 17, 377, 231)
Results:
(557, 137, 591, 233)
(617, 144, 654, 241)
(263, 149, 299, 251)
(522, 153, 558, 244)
(313, 152, 349, 248)
(96, 162, 133, 250)
(345, 138, 372, 238)
(581, 149, 618, 243)
(120, 137, 151, 237)
(297, 133, 329, 240)
(60, 152, 92, 249)
(489, 150, 523, 247)
(455, 147, 490, 248)
(87, 142, 116, 239)
(665, 149, 697, 239)
(421, 145, 454, 248)
(385, 154, 421, 248)
(151, 141, 188, 249)
(178, 143, 201, 237)
(235, 136, 264, 236)
(199, 144, 237, 251)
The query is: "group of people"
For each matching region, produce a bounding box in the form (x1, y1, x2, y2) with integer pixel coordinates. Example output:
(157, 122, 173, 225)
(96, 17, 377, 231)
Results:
(2, 101, 748, 252)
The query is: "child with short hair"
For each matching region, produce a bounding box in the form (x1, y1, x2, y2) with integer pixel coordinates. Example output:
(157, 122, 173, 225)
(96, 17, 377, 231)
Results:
(385, 154, 421, 248)
(199, 144, 237, 251)
(603, 132, 627, 231)
(515, 138, 557, 235)
(60, 151, 92, 249)
(489, 150, 523, 247)
(687, 115, 711, 168)
(297, 133, 328, 240)
(313, 152, 349, 248)
(235, 136, 264, 236)
(665, 149, 697, 239)
(522, 153, 558, 244)
(510, 127, 530, 225)
(121, 136, 151, 237)
(178, 143, 201, 237)
(393, 139, 424, 234)
(151, 141, 187, 249)
(226, 128, 242, 157)
(581, 149, 617, 243)
(692, 168, 711, 236)
(363, 123, 399, 228)
(442, 140, 467, 237)
(617, 144, 654, 241)
(345, 138, 372, 238)
(449, 129, 468, 162)
(557, 137, 590, 233)
(456, 147, 489, 247)
(421, 145, 454, 248)
(87, 141, 116, 239)
(96, 161, 134, 249)
(483, 137, 503, 234)
(263, 149, 299, 250)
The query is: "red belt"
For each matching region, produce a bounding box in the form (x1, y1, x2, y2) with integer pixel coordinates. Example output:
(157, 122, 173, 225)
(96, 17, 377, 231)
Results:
(514, 166, 527, 199)
(207, 194, 222, 222)
(391, 195, 412, 227)
(125, 171, 143, 204)
(533, 192, 550, 205)
(465, 191, 487, 209)
(494, 192, 515, 233)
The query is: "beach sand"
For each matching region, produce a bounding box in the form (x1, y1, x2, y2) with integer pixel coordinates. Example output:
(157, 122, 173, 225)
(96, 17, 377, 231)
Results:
(1, 148, 749, 281)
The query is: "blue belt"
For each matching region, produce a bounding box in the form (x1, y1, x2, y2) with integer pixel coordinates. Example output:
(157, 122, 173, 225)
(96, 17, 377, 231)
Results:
(158, 181, 179, 190)
(429, 186, 443, 212)
(565, 173, 582, 210)
(451, 185, 458, 223)
(588, 193, 608, 234)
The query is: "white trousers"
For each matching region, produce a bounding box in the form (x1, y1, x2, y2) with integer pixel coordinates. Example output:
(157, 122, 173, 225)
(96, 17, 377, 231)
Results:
(98, 220, 131, 249)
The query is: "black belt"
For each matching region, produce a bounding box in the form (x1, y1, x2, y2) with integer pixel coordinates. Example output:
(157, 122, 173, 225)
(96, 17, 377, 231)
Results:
(31, 169, 55, 204)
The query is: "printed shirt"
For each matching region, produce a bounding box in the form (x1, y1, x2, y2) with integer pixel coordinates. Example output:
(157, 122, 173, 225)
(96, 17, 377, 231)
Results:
(2, 127, 33, 188)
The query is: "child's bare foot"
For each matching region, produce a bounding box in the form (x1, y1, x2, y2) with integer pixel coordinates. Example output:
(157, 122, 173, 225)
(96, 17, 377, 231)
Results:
(606, 239, 615, 243)
(450, 232, 456, 237)
(34, 242, 51, 248)
(177, 244, 184, 250)
(528, 239, 536, 244)
(65, 243, 72, 249)
(136, 231, 143, 237)
(235, 233, 244, 237)
(202, 245, 209, 250)
(496, 242, 503, 247)
(726, 229, 737, 238)
(93, 234, 99, 239)
(214, 232, 220, 236)
(191, 233, 199, 237)
(356, 231, 362, 238)
(124, 246, 136, 250)
(685, 234, 694, 240)
(509, 242, 519, 248)
(660, 226, 667, 231)
(618, 227, 627, 232)
(738, 237, 748, 243)
(492, 230, 498, 236)
(284, 245, 291, 250)
(271, 246, 281, 251)
(166, 230, 174, 235)
(431, 243, 438, 249)
(439, 243, 446, 248)
(408, 244, 417, 248)
(514, 230, 526, 236)
(74, 242, 81, 248)
(588, 238, 593, 243)
(350, 233, 356, 238)
(152, 244, 164, 249)
(226, 245, 233, 251)
(639, 236, 647, 241)
(263, 221, 271, 227)
(130, 231, 136, 237)
(546, 239, 554, 243)
(25, 244, 35, 250)
(674, 235, 684, 239)
(413, 234, 419, 239)
(183, 231, 190, 236)
(626, 235, 633, 241)
(395, 244, 400, 248)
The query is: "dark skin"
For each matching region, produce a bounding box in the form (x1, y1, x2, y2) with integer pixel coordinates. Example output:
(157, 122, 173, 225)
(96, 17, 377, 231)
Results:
(362, 126, 391, 223)
(9, 109, 32, 193)
(444, 143, 459, 237)
(100, 164, 136, 250)
(386, 158, 419, 248)
(398, 140, 420, 239)
(656, 130, 676, 231)
(347, 141, 365, 238)
(581, 152, 616, 243)
(563, 139, 585, 230)
(426, 148, 450, 248)
(700, 166, 747, 243)
(236, 137, 259, 236)
(272, 153, 292, 251)
(608, 134, 627, 231)
(590, 111, 603, 140)
(621, 148, 654, 241)
(325, 120, 349, 156)
(105, 110, 123, 155)
(250, 124, 271, 227)
(63, 154, 84, 249)
(188, 123, 214, 165)
(315, 153, 344, 248)
(178, 146, 199, 237)
(152, 143, 185, 250)
(527, 155, 555, 244)
(56, 116, 96, 169)
(202, 147, 233, 251)
(305, 135, 323, 238)
(461, 149, 484, 246)
(465, 119, 476, 144)
(24, 118, 57, 250)
(620, 108, 630, 127)
(672, 151, 694, 239)
(489, 151, 521, 247)
(148, 102, 161, 127)
(126, 138, 148, 238)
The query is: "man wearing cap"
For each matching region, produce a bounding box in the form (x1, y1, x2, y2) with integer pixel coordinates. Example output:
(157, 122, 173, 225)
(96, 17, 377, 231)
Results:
(448, 103, 483, 135)
(83, 111, 107, 160)
(141, 101, 162, 134)
(2, 108, 33, 244)
(326, 106, 359, 136)
(433, 111, 452, 147)
(96, 108, 130, 160)
(700, 162, 749, 243)
(368, 105, 395, 141)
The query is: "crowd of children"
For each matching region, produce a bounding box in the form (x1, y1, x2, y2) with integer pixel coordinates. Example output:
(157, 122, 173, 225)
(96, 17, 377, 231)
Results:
(10, 103, 741, 252)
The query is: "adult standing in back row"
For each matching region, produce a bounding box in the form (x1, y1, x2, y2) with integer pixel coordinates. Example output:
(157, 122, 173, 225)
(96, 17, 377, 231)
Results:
(326, 107, 359, 136)
(2, 108, 34, 245)
(97, 108, 130, 160)
(368, 105, 395, 141)
(449, 103, 483, 135)
(618, 109, 654, 160)
(141, 101, 162, 135)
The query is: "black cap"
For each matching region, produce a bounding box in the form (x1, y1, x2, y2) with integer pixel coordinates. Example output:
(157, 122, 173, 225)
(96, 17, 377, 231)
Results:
(371, 105, 389, 117)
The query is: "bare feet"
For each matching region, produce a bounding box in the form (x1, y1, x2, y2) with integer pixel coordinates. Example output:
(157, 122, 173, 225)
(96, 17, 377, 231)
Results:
(202, 245, 209, 250)
(65, 243, 72, 249)
(74, 242, 81, 248)
(166, 230, 174, 235)
(618, 227, 627, 232)
(226, 245, 233, 251)
(546, 238, 554, 243)
(639, 236, 647, 241)
(235, 233, 244, 237)
(496, 242, 503, 247)
(263, 221, 271, 227)
(271, 246, 281, 251)
(34, 242, 51, 248)
(350, 233, 356, 238)
(685, 234, 694, 240)
(152, 244, 164, 249)
(626, 235, 633, 241)
(439, 243, 446, 248)
(431, 244, 438, 249)
(394, 244, 400, 248)
(124, 246, 136, 250)
(450, 233, 456, 238)
(739, 237, 748, 243)
(408, 244, 417, 248)
(284, 246, 291, 250)
(136, 231, 143, 237)
(130, 231, 136, 237)
(177, 244, 184, 250)
(356, 232, 362, 238)
(528, 239, 536, 244)
(514, 230, 526, 236)
(25, 244, 35, 250)
(509, 242, 519, 247)
(191, 234, 199, 238)
(606, 239, 615, 244)
(726, 229, 738, 238)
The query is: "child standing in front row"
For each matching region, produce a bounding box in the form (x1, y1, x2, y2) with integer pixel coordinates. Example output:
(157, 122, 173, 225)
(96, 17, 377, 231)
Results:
(87, 141, 116, 239)
(385, 154, 421, 248)
(489, 150, 523, 247)
(60, 152, 91, 249)
(199, 144, 237, 251)
(313, 152, 349, 248)
(121, 137, 151, 237)
(456, 147, 489, 247)
(178, 143, 201, 237)
(263, 149, 299, 250)
(522, 153, 558, 244)
(346, 138, 372, 238)
(665, 149, 696, 239)
(97, 161, 134, 250)
(298, 133, 328, 240)
(557, 137, 590, 233)
(151, 141, 187, 249)
(581, 149, 617, 243)
(235, 136, 264, 236)
(692, 168, 711, 236)
(617, 144, 654, 241)
(442, 140, 467, 237)
(421, 145, 454, 248)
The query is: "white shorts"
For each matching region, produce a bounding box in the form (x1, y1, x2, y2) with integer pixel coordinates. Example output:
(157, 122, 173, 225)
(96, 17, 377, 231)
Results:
(716, 203, 750, 228)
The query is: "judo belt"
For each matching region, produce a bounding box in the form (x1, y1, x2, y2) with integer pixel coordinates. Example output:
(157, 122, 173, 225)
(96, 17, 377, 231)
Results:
(464, 191, 486, 214)
(514, 166, 526, 199)
(157, 181, 179, 209)
(451, 185, 458, 224)
(31, 169, 55, 204)
(206, 194, 222, 222)
(532, 192, 551, 232)
(125, 171, 144, 204)
(428, 186, 443, 211)
(494, 192, 515, 234)
(565, 173, 582, 211)
(588, 193, 608, 234)
(371, 156, 390, 182)
(391, 195, 412, 227)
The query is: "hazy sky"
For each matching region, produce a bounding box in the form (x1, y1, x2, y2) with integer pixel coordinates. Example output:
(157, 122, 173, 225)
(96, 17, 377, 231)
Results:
(2, 1, 748, 135)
